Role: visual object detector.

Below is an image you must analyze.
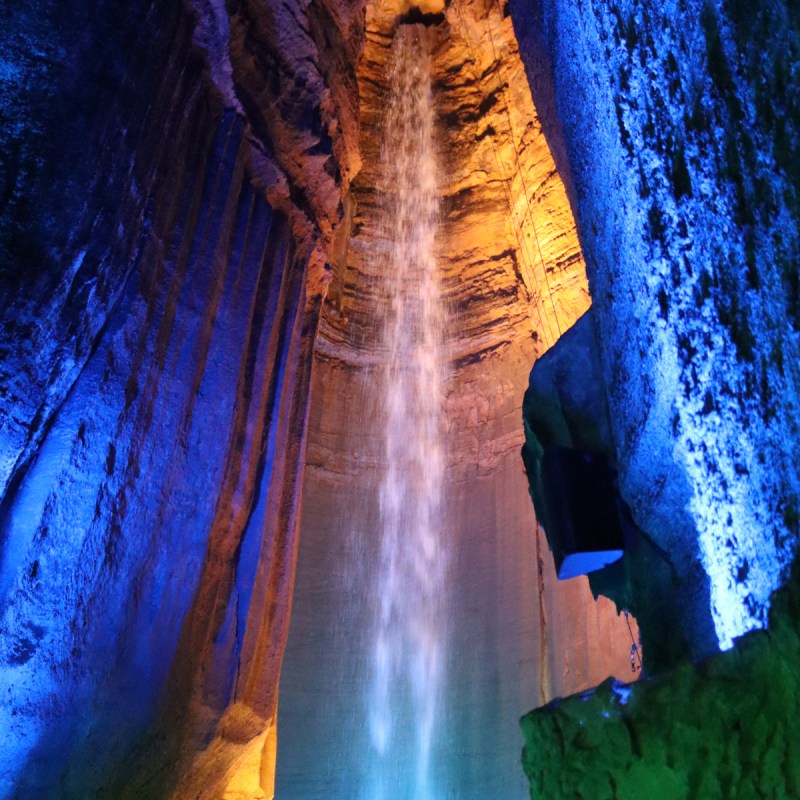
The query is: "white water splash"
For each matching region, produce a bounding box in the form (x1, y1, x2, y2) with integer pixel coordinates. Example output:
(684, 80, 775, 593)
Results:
(366, 24, 449, 800)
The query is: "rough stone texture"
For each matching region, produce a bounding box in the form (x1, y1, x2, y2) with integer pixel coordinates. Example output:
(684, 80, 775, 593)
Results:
(511, 0, 800, 652)
(276, 3, 639, 798)
(322, 0, 591, 361)
(521, 308, 710, 671)
(523, 309, 613, 456)
(1, 0, 733, 794)
(520, 568, 800, 800)
(0, 0, 361, 796)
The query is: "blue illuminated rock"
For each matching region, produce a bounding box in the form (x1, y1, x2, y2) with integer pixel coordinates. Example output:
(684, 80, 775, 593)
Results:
(512, 0, 800, 654)
(0, 0, 362, 796)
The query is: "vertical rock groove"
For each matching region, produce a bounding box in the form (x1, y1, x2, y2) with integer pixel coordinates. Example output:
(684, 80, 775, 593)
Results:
(0, 0, 362, 795)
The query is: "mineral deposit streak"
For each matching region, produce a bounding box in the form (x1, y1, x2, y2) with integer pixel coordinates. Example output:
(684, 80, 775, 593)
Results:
(367, 24, 449, 800)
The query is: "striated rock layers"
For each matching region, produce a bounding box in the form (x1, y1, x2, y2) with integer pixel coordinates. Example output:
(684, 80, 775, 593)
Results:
(0, 0, 362, 796)
(0, 0, 660, 796)
(276, 2, 638, 799)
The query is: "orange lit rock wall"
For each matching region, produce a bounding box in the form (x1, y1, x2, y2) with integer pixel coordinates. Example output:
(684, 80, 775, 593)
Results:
(276, 3, 637, 798)
(1, 0, 643, 796)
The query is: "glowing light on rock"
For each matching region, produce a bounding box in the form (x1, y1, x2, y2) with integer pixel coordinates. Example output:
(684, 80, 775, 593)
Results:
(684, 430, 792, 651)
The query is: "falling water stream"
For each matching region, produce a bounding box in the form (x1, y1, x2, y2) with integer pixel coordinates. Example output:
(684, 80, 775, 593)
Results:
(277, 16, 639, 800)
(365, 24, 449, 800)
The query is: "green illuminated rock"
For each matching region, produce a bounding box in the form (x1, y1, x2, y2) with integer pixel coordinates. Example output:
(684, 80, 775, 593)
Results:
(521, 571, 800, 799)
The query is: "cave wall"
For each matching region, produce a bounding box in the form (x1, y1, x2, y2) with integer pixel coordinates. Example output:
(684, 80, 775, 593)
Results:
(511, 0, 800, 653)
(0, 0, 362, 796)
(6, 0, 780, 794)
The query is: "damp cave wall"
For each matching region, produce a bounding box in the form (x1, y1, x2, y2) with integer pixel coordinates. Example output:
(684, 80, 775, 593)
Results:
(0, 0, 363, 796)
(275, 5, 642, 800)
(511, 0, 800, 656)
(3, 0, 798, 798)
(519, 563, 800, 799)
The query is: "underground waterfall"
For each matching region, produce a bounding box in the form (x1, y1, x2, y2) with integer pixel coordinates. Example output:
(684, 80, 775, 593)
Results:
(4, 0, 800, 795)
(275, 6, 638, 799)
(368, 24, 448, 800)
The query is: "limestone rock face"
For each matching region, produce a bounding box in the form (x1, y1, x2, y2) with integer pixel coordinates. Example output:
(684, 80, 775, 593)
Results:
(1, 0, 659, 796)
(277, 3, 638, 798)
(521, 308, 705, 672)
(0, 0, 361, 796)
(511, 0, 800, 654)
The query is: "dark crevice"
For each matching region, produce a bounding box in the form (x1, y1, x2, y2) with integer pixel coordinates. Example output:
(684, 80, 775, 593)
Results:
(395, 8, 446, 27)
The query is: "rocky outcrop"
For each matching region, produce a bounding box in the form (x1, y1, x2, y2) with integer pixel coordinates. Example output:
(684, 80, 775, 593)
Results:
(512, 0, 800, 654)
(521, 308, 711, 671)
(512, 0, 800, 794)
(0, 0, 362, 796)
(520, 566, 800, 799)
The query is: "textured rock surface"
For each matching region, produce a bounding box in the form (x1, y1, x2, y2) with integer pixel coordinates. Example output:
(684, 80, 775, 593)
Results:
(521, 308, 711, 670)
(0, 0, 361, 796)
(1, 0, 735, 794)
(276, 3, 639, 798)
(520, 568, 800, 799)
(512, 0, 800, 651)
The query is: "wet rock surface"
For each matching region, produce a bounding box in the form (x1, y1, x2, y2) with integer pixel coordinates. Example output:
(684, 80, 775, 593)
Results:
(521, 568, 800, 799)
(521, 308, 710, 671)
(512, 0, 800, 794)
(2, 0, 750, 794)
(0, 0, 361, 796)
(277, 3, 638, 798)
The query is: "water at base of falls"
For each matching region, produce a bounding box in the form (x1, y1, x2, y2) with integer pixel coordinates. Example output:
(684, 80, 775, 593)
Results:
(364, 23, 449, 800)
